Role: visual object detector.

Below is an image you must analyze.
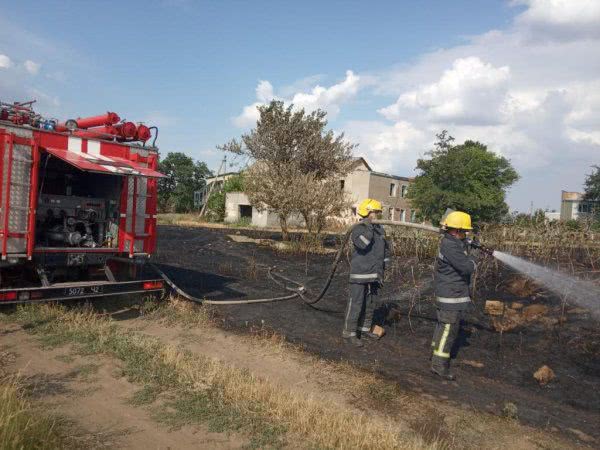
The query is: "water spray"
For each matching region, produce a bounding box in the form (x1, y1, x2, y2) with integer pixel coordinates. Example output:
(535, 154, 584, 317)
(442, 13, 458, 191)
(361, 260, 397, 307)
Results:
(492, 251, 600, 319)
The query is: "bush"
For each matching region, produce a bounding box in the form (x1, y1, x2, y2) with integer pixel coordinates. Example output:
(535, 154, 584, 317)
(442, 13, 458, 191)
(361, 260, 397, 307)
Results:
(564, 219, 582, 231)
(204, 174, 245, 222)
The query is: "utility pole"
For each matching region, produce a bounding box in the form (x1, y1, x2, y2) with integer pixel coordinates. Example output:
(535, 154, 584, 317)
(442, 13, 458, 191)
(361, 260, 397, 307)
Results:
(199, 155, 227, 218)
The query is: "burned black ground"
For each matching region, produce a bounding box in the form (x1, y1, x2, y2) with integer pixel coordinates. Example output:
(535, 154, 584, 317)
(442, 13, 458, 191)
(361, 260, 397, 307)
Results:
(154, 225, 600, 442)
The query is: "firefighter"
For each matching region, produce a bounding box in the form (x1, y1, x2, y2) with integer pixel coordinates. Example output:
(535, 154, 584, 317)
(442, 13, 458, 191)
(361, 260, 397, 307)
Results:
(342, 199, 390, 347)
(430, 211, 477, 380)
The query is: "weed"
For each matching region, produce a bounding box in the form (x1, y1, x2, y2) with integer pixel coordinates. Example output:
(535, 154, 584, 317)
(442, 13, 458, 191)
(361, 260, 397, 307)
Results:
(143, 296, 215, 328)
(72, 363, 100, 381)
(130, 384, 162, 406)
(0, 376, 69, 450)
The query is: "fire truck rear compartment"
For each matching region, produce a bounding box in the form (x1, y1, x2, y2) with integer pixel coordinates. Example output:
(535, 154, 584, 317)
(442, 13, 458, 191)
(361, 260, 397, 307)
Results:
(36, 153, 122, 249)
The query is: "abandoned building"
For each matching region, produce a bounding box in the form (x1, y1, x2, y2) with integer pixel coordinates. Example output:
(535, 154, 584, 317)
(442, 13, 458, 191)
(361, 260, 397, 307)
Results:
(560, 191, 598, 220)
(217, 157, 416, 227)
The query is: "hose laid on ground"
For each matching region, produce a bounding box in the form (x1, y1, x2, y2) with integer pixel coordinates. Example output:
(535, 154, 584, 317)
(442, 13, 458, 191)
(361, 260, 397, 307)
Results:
(151, 263, 301, 305)
(152, 220, 440, 306)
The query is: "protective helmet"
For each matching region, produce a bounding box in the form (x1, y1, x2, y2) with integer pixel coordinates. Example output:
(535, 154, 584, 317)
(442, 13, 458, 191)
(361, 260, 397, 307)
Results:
(357, 198, 383, 218)
(441, 211, 472, 230)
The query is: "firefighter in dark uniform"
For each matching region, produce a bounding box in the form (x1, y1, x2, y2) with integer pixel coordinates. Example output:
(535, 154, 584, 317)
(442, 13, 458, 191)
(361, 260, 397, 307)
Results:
(342, 199, 390, 347)
(430, 211, 477, 380)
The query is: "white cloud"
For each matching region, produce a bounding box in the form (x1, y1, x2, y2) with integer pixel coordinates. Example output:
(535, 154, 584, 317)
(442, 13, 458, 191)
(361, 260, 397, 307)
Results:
(233, 70, 361, 128)
(514, 0, 600, 41)
(255, 80, 274, 103)
(345, 0, 600, 211)
(345, 120, 428, 173)
(23, 59, 40, 75)
(289, 70, 360, 117)
(379, 57, 510, 126)
(0, 54, 13, 69)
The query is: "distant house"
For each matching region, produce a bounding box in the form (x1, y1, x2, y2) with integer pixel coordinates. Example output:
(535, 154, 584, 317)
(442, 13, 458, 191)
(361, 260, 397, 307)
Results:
(560, 191, 598, 220)
(223, 157, 417, 227)
(343, 157, 416, 223)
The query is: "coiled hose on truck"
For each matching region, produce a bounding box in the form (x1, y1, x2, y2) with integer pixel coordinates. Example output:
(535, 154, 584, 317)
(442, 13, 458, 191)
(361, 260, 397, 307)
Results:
(151, 220, 440, 306)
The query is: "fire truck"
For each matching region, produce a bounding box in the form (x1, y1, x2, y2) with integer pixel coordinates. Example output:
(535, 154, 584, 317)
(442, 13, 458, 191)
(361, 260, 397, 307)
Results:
(0, 101, 166, 304)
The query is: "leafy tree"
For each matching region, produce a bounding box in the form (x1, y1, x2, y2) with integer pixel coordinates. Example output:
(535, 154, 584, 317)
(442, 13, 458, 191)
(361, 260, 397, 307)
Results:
(583, 165, 600, 201)
(408, 131, 519, 224)
(204, 174, 245, 222)
(221, 101, 355, 239)
(158, 152, 212, 213)
(583, 165, 600, 223)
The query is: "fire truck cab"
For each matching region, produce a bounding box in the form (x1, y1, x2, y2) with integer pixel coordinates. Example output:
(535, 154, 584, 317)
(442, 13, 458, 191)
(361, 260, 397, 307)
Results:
(0, 107, 166, 304)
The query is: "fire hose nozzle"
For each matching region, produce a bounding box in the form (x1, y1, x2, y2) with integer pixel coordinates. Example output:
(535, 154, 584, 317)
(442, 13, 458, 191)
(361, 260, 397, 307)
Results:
(468, 239, 494, 255)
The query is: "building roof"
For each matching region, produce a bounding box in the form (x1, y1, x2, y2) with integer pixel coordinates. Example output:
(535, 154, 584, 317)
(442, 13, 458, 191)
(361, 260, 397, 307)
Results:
(351, 157, 372, 171)
(370, 171, 412, 182)
(352, 156, 412, 181)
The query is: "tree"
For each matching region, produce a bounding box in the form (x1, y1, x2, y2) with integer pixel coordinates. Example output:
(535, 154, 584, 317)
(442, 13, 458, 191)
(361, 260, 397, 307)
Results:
(158, 152, 212, 213)
(204, 174, 245, 222)
(583, 165, 600, 222)
(294, 173, 351, 236)
(583, 165, 600, 202)
(244, 164, 299, 239)
(408, 131, 519, 224)
(221, 101, 355, 238)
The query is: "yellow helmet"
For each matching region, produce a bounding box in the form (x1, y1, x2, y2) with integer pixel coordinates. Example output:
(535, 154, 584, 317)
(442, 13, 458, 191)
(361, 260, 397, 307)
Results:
(441, 211, 473, 230)
(357, 198, 383, 218)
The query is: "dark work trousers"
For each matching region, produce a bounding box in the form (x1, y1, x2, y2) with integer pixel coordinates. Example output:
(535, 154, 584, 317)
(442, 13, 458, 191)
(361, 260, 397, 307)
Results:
(343, 282, 378, 338)
(431, 308, 465, 369)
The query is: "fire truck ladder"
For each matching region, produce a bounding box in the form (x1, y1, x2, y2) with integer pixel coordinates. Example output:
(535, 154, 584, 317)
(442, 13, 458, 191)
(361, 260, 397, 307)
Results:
(0, 132, 39, 261)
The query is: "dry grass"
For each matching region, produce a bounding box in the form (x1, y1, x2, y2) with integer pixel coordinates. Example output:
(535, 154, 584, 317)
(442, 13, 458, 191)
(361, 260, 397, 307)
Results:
(140, 299, 573, 450)
(0, 376, 68, 450)
(7, 303, 439, 450)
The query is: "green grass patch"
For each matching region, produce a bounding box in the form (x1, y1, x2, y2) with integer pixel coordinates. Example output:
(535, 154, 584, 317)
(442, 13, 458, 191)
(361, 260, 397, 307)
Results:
(129, 384, 162, 406)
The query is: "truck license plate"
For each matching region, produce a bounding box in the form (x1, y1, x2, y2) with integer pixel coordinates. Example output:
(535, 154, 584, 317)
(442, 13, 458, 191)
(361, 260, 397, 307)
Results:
(63, 285, 104, 297)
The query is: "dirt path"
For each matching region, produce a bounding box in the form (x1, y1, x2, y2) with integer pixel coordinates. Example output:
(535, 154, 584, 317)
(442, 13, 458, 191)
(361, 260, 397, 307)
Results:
(0, 322, 244, 449)
(153, 225, 600, 445)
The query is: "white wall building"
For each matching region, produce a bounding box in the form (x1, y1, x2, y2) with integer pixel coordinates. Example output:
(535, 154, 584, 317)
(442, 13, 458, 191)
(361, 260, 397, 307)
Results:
(223, 157, 416, 227)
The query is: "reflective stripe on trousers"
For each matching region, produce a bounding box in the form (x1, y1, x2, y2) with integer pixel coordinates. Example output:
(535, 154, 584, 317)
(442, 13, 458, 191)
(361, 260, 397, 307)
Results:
(436, 296, 471, 304)
(430, 309, 462, 363)
(343, 282, 377, 337)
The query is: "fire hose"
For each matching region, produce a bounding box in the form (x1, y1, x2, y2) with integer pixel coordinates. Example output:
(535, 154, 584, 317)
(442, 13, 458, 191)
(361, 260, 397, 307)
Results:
(151, 220, 441, 306)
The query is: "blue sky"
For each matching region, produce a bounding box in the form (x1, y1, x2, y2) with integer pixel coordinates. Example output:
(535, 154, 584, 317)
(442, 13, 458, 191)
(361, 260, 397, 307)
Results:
(1, 0, 598, 212)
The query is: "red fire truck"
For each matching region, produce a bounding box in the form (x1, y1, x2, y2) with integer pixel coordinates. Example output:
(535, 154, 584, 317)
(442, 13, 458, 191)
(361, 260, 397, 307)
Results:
(0, 101, 166, 304)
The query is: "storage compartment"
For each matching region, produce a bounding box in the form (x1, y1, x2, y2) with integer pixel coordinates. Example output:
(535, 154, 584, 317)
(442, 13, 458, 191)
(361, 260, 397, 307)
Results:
(35, 153, 121, 249)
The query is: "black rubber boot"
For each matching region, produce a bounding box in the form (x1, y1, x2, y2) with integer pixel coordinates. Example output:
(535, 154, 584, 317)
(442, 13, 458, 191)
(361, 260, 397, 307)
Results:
(431, 364, 455, 381)
(343, 336, 364, 347)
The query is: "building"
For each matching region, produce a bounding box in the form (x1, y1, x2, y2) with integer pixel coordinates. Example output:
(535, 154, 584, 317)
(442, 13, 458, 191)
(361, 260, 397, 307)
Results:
(343, 157, 416, 223)
(544, 210, 560, 221)
(225, 192, 305, 227)
(223, 157, 416, 227)
(193, 172, 240, 210)
(560, 191, 597, 220)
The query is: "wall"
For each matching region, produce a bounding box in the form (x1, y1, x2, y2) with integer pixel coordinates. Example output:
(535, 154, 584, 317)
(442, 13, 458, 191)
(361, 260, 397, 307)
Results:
(224, 192, 304, 228)
(368, 173, 413, 221)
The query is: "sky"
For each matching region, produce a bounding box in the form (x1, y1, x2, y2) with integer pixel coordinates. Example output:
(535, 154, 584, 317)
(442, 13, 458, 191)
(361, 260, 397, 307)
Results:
(0, 0, 598, 212)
